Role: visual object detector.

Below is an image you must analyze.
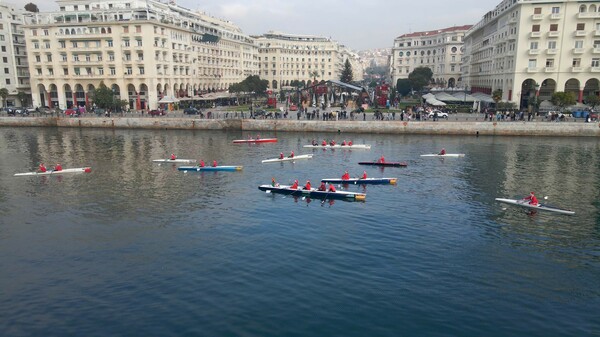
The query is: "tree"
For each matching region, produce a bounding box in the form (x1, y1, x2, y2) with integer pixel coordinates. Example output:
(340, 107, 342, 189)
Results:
(24, 2, 39, 12)
(309, 71, 320, 83)
(17, 91, 28, 107)
(396, 79, 411, 97)
(340, 59, 353, 83)
(492, 89, 503, 107)
(90, 82, 115, 109)
(585, 94, 600, 110)
(551, 91, 576, 112)
(0, 88, 8, 107)
(407, 67, 433, 92)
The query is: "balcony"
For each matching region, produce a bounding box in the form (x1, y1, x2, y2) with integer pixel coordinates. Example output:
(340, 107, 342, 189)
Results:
(547, 48, 558, 54)
(527, 67, 538, 73)
(530, 32, 541, 38)
(593, 47, 600, 54)
(575, 30, 587, 37)
(545, 66, 556, 72)
(550, 13, 562, 20)
(571, 66, 583, 72)
(532, 14, 543, 20)
(529, 49, 540, 55)
(573, 48, 585, 54)
(592, 66, 600, 72)
(578, 12, 600, 19)
(596, 30, 600, 36)
(548, 31, 560, 37)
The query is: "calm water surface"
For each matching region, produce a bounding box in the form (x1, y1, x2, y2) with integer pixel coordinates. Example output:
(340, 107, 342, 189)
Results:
(1, 127, 599, 336)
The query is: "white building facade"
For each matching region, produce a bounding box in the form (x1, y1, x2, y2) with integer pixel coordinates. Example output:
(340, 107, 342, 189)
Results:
(23, 0, 259, 110)
(390, 25, 472, 88)
(254, 31, 359, 89)
(0, 3, 32, 107)
(463, 0, 600, 108)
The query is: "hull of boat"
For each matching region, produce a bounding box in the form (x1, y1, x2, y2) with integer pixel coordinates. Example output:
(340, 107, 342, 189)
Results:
(233, 138, 278, 144)
(152, 159, 196, 163)
(258, 185, 366, 201)
(178, 165, 243, 172)
(262, 154, 313, 163)
(303, 144, 371, 150)
(14, 167, 92, 176)
(321, 178, 397, 185)
(495, 198, 574, 215)
(358, 161, 407, 167)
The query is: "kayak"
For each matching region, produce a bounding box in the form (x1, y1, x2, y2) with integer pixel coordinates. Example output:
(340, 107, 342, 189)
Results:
(262, 154, 313, 163)
(420, 154, 465, 158)
(358, 161, 407, 167)
(153, 159, 196, 163)
(303, 144, 371, 149)
(14, 167, 92, 176)
(495, 198, 575, 215)
(321, 178, 397, 185)
(233, 138, 277, 144)
(178, 165, 243, 172)
(258, 184, 366, 201)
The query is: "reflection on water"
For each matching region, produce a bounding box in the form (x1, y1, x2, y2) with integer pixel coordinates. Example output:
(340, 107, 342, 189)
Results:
(0, 127, 599, 336)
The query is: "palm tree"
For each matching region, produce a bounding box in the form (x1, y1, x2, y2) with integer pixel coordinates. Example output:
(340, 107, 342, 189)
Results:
(309, 71, 319, 84)
(0, 88, 8, 108)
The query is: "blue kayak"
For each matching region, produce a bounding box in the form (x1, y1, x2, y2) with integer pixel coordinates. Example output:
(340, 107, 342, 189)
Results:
(258, 185, 366, 201)
(178, 165, 243, 172)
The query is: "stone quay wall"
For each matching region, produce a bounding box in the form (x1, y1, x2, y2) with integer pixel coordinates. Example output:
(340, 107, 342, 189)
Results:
(1, 117, 600, 137)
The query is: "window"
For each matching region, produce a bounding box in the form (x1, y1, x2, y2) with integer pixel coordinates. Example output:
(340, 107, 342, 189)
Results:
(135, 25, 141, 33)
(399, 51, 404, 57)
(74, 67, 80, 75)
(35, 55, 41, 62)
(136, 39, 142, 47)
(44, 42, 50, 48)
(86, 67, 91, 75)
(592, 58, 600, 67)
(72, 42, 77, 48)
(573, 58, 581, 67)
(124, 40, 130, 47)
(577, 23, 585, 31)
(4, 67, 8, 74)
(109, 53, 115, 61)
(63, 68, 68, 75)
(98, 54, 103, 61)
(107, 40, 113, 47)
(534, 7, 542, 14)
(2, 57, 6, 63)
(33, 42, 39, 49)
(61, 54, 67, 61)
(548, 41, 557, 49)
(528, 59, 537, 68)
(532, 25, 540, 32)
(46, 54, 52, 62)
(595, 40, 600, 48)
(110, 67, 116, 75)
(125, 53, 131, 61)
(59, 41, 65, 48)
(48, 68, 53, 75)
(73, 55, 79, 62)
(137, 53, 143, 61)
(126, 67, 132, 74)
(552, 7, 560, 14)
(5, 79, 9, 85)
(575, 40, 584, 48)
(530, 41, 538, 49)
(123, 26, 129, 33)
(36, 68, 42, 75)
(0, 35, 4, 41)
(139, 67, 145, 74)
(546, 59, 554, 67)
(98, 68, 104, 75)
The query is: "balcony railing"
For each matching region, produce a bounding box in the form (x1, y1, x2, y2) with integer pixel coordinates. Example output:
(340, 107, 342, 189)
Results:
(572, 66, 583, 72)
(547, 48, 558, 54)
(530, 32, 541, 38)
(575, 30, 587, 37)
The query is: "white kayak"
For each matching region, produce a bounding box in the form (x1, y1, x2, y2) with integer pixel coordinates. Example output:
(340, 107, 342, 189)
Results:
(262, 154, 313, 163)
(495, 198, 575, 215)
(303, 144, 371, 149)
(152, 159, 196, 163)
(14, 167, 92, 177)
(420, 153, 465, 158)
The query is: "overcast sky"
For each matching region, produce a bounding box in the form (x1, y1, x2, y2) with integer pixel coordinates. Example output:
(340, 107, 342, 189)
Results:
(11, 0, 502, 50)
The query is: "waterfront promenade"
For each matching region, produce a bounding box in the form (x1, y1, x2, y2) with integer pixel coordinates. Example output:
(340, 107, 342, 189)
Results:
(1, 112, 599, 136)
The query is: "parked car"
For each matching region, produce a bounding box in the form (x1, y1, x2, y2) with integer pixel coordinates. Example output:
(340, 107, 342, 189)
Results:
(184, 107, 200, 115)
(4, 107, 16, 116)
(14, 108, 29, 116)
(64, 108, 79, 117)
(289, 104, 298, 111)
(149, 109, 166, 116)
(428, 110, 448, 119)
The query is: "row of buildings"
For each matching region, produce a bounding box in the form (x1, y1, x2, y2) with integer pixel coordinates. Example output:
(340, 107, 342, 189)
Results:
(0, 0, 363, 110)
(391, 0, 600, 108)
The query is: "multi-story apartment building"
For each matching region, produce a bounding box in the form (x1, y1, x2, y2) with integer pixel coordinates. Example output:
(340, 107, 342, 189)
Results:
(463, 0, 600, 108)
(390, 25, 471, 88)
(23, 0, 258, 110)
(0, 3, 32, 108)
(253, 31, 355, 89)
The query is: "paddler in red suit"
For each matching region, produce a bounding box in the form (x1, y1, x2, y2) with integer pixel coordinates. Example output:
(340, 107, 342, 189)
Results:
(317, 182, 327, 191)
(328, 184, 336, 192)
(39, 163, 47, 173)
(54, 163, 62, 171)
(342, 170, 350, 180)
(439, 148, 446, 155)
(378, 155, 385, 164)
(523, 192, 539, 205)
(361, 171, 367, 179)
(303, 180, 311, 190)
(330, 140, 336, 146)
(348, 140, 353, 146)
(212, 160, 217, 167)
(322, 139, 327, 146)
(199, 160, 205, 167)
(279, 152, 284, 159)
(341, 140, 347, 146)
(170, 153, 177, 160)
(289, 151, 294, 158)
(290, 179, 299, 189)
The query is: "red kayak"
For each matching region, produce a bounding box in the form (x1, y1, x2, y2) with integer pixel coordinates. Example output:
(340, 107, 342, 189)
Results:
(358, 161, 407, 167)
(233, 138, 278, 144)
